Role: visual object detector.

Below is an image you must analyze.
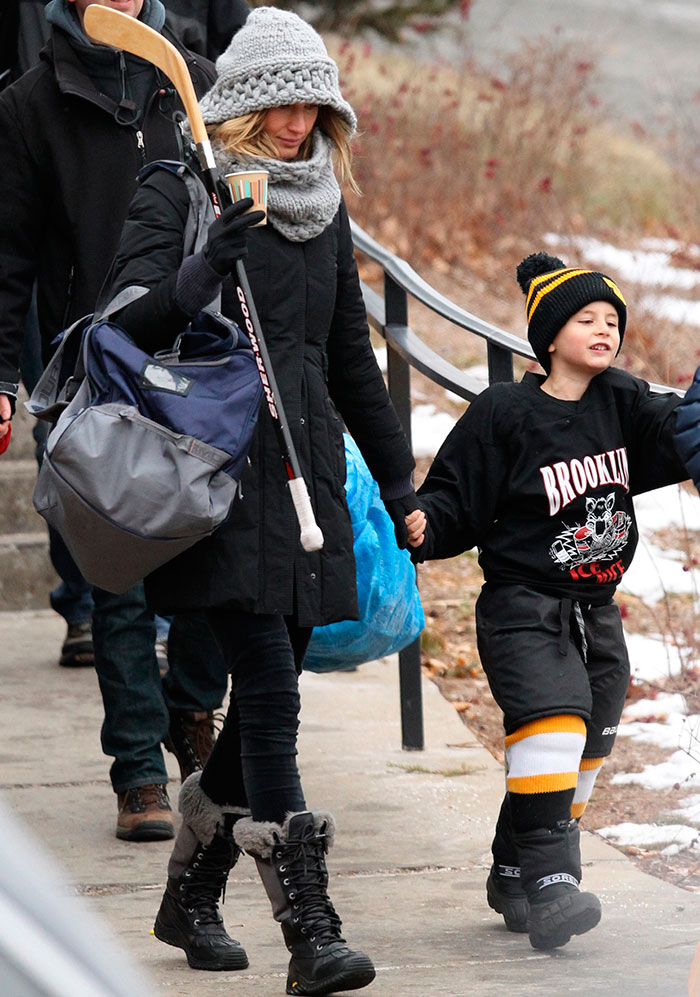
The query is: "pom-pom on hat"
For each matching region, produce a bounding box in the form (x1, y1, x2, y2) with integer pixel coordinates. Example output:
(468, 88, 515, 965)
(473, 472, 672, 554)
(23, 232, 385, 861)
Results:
(198, 6, 357, 133)
(516, 251, 627, 371)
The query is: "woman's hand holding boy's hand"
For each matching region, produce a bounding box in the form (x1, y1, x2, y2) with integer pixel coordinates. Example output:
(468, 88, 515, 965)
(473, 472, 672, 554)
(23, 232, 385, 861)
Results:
(383, 490, 427, 550)
(203, 198, 266, 276)
(405, 508, 426, 548)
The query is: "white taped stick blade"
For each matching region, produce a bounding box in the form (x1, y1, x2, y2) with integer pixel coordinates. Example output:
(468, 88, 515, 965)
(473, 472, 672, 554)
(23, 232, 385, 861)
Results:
(288, 477, 324, 551)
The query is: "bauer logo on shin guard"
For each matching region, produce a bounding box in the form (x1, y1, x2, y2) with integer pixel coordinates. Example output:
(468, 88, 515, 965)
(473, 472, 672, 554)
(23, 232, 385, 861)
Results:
(537, 873, 579, 891)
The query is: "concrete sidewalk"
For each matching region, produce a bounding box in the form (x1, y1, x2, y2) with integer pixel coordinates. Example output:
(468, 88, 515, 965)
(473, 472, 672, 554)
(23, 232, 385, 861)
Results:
(2, 608, 699, 996)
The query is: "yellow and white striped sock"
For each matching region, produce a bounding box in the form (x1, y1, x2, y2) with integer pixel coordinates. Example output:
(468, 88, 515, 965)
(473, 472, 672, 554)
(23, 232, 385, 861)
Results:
(571, 757, 605, 820)
(506, 715, 587, 829)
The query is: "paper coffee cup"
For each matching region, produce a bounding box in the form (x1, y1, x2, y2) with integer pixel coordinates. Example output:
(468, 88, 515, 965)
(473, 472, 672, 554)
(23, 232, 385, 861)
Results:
(224, 170, 268, 226)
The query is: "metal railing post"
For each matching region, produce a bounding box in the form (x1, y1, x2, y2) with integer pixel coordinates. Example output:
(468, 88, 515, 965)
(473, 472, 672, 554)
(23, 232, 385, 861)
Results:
(487, 341, 514, 385)
(384, 273, 425, 751)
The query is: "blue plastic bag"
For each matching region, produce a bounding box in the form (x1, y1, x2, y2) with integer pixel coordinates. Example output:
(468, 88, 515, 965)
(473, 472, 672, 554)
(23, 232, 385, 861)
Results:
(304, 435, 424, 672)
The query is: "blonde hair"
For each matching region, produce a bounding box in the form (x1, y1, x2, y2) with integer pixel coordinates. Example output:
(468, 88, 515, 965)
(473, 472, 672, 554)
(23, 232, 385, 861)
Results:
(209, 106, 359, 193)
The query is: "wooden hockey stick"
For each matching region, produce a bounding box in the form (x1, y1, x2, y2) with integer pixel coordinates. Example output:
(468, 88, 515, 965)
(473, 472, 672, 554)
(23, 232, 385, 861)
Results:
(83, 5, 324, 552)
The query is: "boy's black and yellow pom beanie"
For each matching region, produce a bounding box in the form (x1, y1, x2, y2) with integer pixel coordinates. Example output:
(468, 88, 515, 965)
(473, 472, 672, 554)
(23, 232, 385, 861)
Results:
(516, 252, 627, 371)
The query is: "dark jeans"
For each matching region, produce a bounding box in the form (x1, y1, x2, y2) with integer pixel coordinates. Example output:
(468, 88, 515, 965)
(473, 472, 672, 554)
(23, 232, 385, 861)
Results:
(48, 526, 94, 627)
(200, 609, 312, 824)
(92, 584, 229, 793)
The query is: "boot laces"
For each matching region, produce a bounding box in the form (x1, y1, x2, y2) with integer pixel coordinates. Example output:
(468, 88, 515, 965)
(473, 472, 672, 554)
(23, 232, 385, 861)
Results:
(182, 832, 238, 925)
(277, 828, 344, 948)
(170, 711, 218, 772)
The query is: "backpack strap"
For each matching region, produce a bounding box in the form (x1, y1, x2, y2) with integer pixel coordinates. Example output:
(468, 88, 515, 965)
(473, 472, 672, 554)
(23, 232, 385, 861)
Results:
(137, 159, 216, 258)
(26, 284, 152, 421)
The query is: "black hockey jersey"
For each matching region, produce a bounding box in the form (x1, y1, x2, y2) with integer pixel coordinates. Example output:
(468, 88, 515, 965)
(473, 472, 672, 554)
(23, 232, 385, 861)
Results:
(417, 368, 686, 605)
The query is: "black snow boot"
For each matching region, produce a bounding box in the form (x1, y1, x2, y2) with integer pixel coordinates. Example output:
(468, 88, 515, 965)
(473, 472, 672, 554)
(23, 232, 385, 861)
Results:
(516, 819, 601, 951)
(153, 772, 249, 971)
(486, 795, 528, 933)
(235, 810, 375, 996)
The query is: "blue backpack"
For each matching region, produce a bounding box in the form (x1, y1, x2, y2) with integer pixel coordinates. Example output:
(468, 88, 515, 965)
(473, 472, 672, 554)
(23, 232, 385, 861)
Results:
(27, 162, 262, 593)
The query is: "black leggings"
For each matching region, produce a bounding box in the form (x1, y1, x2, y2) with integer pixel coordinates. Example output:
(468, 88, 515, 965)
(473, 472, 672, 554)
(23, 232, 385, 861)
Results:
(198, 607, 312, 824)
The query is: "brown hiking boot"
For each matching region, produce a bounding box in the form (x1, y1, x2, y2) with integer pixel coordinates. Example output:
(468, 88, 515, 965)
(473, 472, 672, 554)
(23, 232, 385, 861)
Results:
(163, 710, 216, 782)
(116, 784, 174, 841)
(59, 621, 94, 668)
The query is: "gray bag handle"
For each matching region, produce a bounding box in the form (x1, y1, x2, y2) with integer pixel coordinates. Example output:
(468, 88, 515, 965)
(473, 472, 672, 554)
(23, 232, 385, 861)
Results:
(25, 286, 148, 421)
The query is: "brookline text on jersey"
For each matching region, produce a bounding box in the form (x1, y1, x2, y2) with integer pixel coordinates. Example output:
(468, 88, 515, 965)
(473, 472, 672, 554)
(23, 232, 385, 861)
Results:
(539, 447, 630, 516)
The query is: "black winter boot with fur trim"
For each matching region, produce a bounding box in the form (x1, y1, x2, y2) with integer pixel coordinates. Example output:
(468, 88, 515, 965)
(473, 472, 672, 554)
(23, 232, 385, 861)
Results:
(153, 772, 249, 971)
(235, 810, 375, 996)
(517, 820, 601, 950)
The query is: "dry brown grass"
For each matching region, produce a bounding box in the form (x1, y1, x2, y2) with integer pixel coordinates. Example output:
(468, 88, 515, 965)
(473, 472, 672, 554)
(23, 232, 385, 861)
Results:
(331, 33, 700, 386)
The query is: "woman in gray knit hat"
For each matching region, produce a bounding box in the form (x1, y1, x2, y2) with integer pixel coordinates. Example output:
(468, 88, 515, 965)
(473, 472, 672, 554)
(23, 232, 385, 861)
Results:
(103, 6, 418, 995)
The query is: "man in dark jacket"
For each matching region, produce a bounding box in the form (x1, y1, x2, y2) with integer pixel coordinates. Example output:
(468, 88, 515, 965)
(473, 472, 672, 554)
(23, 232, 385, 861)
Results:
(0, 2, 248, 671)
(0, 1, 50, 89)
(1, 0, 248, 89)
(164, 0, 249, 62)
(0, 0, 228, 841)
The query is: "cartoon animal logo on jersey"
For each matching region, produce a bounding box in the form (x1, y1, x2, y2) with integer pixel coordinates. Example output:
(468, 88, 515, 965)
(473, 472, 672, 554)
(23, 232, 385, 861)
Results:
(549, 492, 631, 569)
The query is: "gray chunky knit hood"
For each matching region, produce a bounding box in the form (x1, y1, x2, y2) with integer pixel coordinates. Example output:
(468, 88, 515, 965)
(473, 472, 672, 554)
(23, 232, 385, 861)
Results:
(199, 5, 356, 132)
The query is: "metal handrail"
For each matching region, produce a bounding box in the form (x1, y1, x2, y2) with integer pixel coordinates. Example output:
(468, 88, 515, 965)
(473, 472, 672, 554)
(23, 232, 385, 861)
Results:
(351, 221, 532, 360)
(350, 219, 682, 750)
(353, 219, 681, 399)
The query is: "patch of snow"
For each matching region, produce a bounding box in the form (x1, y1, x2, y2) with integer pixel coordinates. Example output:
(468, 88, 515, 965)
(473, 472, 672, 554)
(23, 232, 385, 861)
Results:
(373, 346, 387, 372)
(632, 485, 700, 532)
(623, 631, 683, 682)
(411, 404, 457, 458)
(616, 715, 687, 751)
(598, 821, 700, 855)
(543, 233, 700, 291)
(674, 794, 700, 823)
(622, 693, 688, 719)
(620, 485, 700, 603)
(611, 748, 700, 791)
(462, 364, 490, 384)
(640, 293, 700, 327)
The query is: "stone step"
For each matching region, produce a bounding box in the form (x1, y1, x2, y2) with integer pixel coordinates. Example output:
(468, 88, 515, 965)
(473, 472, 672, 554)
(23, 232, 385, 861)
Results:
(0, 459, 45, 534)
(5, 386, 41, 462)
(0, 532, 57, 611)
(0, 385, 56, 608)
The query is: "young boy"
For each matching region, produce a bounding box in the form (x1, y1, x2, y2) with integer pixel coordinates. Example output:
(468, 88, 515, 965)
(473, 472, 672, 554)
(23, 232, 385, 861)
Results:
(405, 252, 688, 951)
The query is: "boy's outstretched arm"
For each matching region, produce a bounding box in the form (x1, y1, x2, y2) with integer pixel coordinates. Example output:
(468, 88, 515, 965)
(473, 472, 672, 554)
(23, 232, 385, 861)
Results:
(409, 391, 507, 564)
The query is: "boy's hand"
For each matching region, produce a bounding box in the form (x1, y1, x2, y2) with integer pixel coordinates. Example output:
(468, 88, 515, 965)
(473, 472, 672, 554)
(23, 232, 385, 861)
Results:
(405, 508, 426, 548)
(384, 491, 421, 549)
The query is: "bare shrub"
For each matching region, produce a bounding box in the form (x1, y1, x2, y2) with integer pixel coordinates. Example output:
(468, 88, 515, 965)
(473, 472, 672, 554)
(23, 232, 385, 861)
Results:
(334, 36, 673, 266)
(331, 35, 700, 386)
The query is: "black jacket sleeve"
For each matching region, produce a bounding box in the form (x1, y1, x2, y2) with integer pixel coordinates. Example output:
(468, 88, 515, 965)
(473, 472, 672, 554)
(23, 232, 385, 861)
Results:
(416, 387, 508, 560)
(325, 200, 414, 493)
(104, 171, 193, 353)
(0, 79, 47, 390)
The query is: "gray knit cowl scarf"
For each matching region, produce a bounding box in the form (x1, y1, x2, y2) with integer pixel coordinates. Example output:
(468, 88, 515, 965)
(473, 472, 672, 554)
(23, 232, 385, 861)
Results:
(212, 129, 341, 243)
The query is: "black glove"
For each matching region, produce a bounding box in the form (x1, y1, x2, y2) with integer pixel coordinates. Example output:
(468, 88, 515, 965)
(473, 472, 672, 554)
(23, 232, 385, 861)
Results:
(383, 490, 421, 549)
(202, 198, 266, 276)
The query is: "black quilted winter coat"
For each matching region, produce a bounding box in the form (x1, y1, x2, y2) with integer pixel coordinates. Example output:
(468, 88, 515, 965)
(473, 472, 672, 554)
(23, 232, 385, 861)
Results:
(107, 168, 415, 625)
